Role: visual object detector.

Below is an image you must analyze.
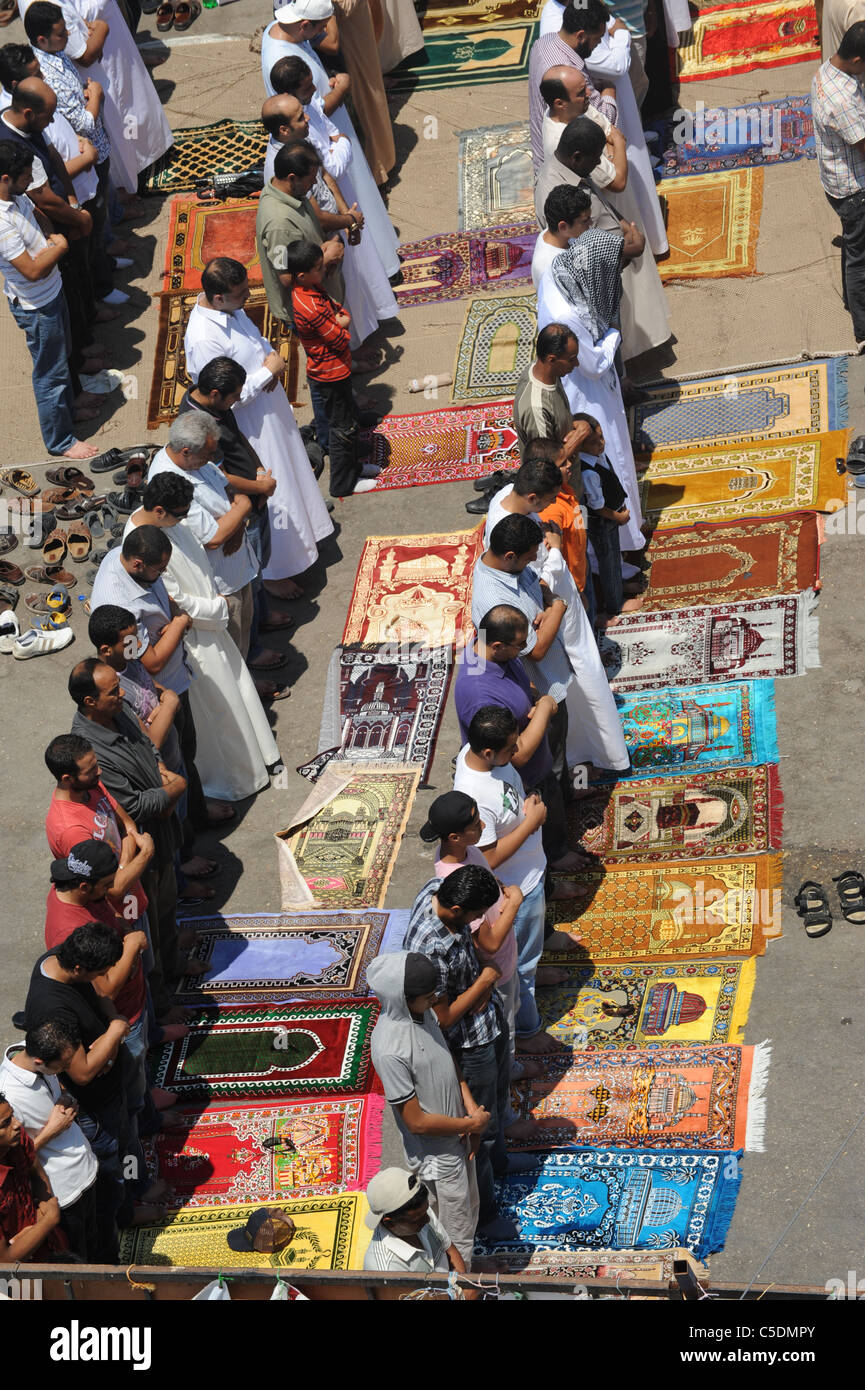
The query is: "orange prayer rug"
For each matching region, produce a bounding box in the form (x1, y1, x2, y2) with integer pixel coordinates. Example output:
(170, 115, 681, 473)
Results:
(545, 855, 782, 960)
(657, 169, 762, 281)
(341, 526, 484, 649)
(507, 1042, 770, 1151)
(641, 512, 820, 611)
(569, 765, 782, 863)
(162, 194, 261, 293)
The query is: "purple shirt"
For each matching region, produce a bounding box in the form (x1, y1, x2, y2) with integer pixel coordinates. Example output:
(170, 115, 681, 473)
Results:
(453, 643, 553, 789)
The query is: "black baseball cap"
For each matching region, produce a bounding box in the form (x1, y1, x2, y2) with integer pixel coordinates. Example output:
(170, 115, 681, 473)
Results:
(50, 839, 119, 886)
(418, 791, 478, 843)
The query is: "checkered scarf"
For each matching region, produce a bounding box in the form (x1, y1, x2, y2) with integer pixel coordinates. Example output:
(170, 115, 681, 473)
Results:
(550, 227, 624, 344)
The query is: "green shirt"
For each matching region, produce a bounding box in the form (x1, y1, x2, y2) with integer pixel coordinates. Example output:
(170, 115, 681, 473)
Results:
(255, 180, 345, 324)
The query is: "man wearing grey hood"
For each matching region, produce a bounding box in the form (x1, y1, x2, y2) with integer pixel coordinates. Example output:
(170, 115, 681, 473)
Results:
(367, 951, 490, 1265)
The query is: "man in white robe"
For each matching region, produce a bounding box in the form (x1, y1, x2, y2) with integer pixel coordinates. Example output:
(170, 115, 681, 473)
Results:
(124, 473, 282, 804)
(183, 255, 334, 600)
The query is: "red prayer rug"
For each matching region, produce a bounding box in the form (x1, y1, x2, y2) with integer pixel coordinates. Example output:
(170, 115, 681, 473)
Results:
(364, 400, 520, 490)
(641, 512, 820, 611)
(162, 193, 261, 293)
(151, 1001, 381, 1100)
(677, 0, 819, 83)
(394, 224, 536, 308)
(145, 1095, 385, 1205)
(342, 526, 484, 648)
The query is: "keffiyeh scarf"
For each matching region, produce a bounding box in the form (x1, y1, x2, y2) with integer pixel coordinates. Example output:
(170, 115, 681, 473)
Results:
(551, 227, 624, 344)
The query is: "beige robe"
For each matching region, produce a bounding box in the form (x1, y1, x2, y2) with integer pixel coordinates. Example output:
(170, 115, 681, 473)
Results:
(377, 0, 425, 72)
(333, 0, 396, 185)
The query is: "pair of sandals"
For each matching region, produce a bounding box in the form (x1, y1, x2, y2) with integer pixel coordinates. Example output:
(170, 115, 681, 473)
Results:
(42, 525, 92, 566)
(156, 0, 200, 30)
(794, 872, 865, 938)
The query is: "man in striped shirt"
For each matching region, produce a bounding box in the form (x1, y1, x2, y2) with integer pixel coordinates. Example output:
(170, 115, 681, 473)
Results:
(528, 0, 617, 167)
(812, 21, 865, 347)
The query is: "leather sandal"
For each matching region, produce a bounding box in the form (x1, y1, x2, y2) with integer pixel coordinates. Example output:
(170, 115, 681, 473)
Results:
(832, 870, 865, 924)
(794, 880, 832, 938)
(173, 0, 200, 29)
(45, 466, 95, 492)
(156, 2, 173, 28)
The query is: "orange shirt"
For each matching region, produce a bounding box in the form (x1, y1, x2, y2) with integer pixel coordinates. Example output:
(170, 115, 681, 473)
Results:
(539, 484, 587, 592)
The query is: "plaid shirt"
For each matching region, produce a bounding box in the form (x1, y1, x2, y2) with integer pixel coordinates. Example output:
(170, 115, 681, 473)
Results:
(402, 878, 501, 1051)
(812, 59, 865, 198)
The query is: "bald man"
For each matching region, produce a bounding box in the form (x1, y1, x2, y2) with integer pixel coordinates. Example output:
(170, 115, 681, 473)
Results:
(261, 92, 311, 182)
(539, 65, 628, 194)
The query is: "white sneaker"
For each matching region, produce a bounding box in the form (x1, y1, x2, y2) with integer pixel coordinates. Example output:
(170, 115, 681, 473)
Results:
(101, 289, 130, 305)
(0, 612, 19, 654)
(13, 626, 74, 659)
(351, 479, 379, 493)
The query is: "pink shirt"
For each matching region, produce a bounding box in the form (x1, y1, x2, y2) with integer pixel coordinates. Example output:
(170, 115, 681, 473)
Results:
(435, 844, 517, 982)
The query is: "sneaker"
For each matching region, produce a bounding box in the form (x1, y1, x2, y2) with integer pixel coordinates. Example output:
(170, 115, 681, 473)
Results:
(101, 288, 130, 306)
(13, 625, 74, 659)
(0, 611, 19, 654)
(350, 479, 378, 494)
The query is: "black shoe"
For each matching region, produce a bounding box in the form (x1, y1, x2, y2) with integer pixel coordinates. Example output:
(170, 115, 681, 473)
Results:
(90, 445, 154, 473)
(473, 468, 508, 493)
(465, 495, 491, 514)
(106, 487, 143, 514)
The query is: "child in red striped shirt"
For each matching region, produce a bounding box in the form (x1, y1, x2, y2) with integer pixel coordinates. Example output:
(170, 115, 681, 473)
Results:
(286, 241, 381, 498)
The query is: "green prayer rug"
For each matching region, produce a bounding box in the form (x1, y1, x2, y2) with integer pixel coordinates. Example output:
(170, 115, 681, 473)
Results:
(388, 20, 538, 92)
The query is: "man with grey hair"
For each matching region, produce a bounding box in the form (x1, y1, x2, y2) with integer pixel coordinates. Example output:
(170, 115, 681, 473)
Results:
(146, 413, 280, 669)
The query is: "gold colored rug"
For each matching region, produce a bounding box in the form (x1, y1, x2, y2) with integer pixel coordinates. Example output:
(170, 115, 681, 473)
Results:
(657, 169, 763, 281)
(639, 431, 848, 526)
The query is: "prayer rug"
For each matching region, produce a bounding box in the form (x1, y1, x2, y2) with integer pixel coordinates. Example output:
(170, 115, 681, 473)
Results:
(489, 1246, 707, 1280)
(342, 526, 483, 648)
(419, 0, 543, 30)
(151, 1001, 381, 1099)
(657, 170, 762, 281)
(618, 680, 779, 777)
(545, 855, 781, 959)
(395, 224, 535, 308)
(661, 96, 815, 179)
(569, 764, 783, 862)
(641, 512, 820, 611)
(629, 359, 848, 452)
(452, 291, 536, 401)
(144, 118, 267, 196)
(387, 20, 538, 92)
(295, 644, 452, 786)
(118, 1193, 371, 1269)
(639, 434, 848, 525)
(162, 194, 260, 293)
(174, 910, 389, 1003)
(276, 763, 421, 910)
(457, 120, 533, 230)
(677, 0, 820, 84)
(144, 1096, 385, 1204)
(147, 286, 299, 427)
(364, 400, 520, 489)
(507, 1042, 769, 1152)
(479, 1149, 741, 1260)
(536, 959, 757, 1049)
(600, 592, 820, 691)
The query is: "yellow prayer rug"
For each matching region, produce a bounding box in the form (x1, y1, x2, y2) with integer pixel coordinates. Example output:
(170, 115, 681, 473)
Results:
(546, 855, 781, 960)
(639, 431, 848, 526)
(657, 170, 762, 281)
(537, 959, 757, 1049)
(118, 1193, 371, 1268)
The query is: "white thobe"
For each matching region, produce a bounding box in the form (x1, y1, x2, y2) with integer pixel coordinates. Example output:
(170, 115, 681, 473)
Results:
(377, 0, 425, 72)
(183, 299, 334, 580)
(537, 269, 645, 553)
(483, 486, 629, 771)
(260, 26, 400, 276)
(585, 24, 668, 255)
(72, 0, 173, 177)
(124, 511, 280, 802)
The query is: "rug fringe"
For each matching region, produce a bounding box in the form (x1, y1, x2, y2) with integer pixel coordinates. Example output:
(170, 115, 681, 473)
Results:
(744, 1040, 772, 1153)
(703, 1148, 743, 1256)
(766, 763, 784, 849)
(356, 1094, 387, 1187)
(799, 587, 821, 670)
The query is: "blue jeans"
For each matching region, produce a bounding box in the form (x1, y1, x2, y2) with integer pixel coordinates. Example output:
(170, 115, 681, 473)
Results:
(513, 879, 547, 1038)
(827, 188, 865, 342)
(454, 1025, 510, 1226)
(8, 291, 77, 454)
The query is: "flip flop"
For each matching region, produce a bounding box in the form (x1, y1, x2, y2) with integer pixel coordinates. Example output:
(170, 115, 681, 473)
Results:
(832, 870, 865, 924)
(67, 525, 92, 562)
(794, 880, 833, 938)
(0, 560, 24, 585)
(41, 529, 67, 566)
(173, 0, 200, 29)
(24, 563, 74, 585)
(0, 468, 39, 497)
(45, 466, 95, 492)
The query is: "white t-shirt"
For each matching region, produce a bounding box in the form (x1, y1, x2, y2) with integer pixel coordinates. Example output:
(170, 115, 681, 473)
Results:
(0, 1049, 98, 1208)
(453, 745, 546, 896)
(531, 232, 566, 290)
(0, 193, 62, 309)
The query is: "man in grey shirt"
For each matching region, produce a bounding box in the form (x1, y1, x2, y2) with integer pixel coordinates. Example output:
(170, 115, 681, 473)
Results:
(254, 138, 344, 324)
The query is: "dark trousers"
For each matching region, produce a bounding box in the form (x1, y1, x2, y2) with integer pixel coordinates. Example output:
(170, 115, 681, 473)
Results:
(142, 857, 183, 1006)
(308, 376, 331, 453)
(59, 1181, 100, 1260)
(312, 375, 360, 497)
(588, 513, 624, 617)
(176, 689, 208, 826)
(454, 1025, 510, 1226)
(827, 188, 865, 343)
(246, 504, 272, 659)
(59, 237, 95, 375)
(539, 703, 571, 932)
(85, 159, 116, 301)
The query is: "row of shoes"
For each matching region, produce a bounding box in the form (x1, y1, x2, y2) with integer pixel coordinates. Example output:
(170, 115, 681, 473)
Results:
(0, 609, 74, 659)
(795, 873, 865, 938)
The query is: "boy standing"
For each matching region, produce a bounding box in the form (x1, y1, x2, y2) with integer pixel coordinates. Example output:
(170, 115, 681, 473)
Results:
(577, 413, 644, 624)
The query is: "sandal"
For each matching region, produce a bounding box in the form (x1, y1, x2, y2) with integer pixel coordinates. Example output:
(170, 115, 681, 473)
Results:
(155, 1, 174, 27)
(173, 0, 200, 29)
(106, 487, 143, 515)
(40, 487, 82, 508)
(67, 524, 92, 562)
(0, 533, 19, 556)
(45, 466, 95, 492)
(89, 445, 154, 475)
(0, 467, 39, 496)
(832, 870, 865, 924)
(0, 582, 19, 610)
(31, 611, 69, 630)
(24, 563, 75, 585)
(794, 880, 833, 938)
(41, 528, 67, 566)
